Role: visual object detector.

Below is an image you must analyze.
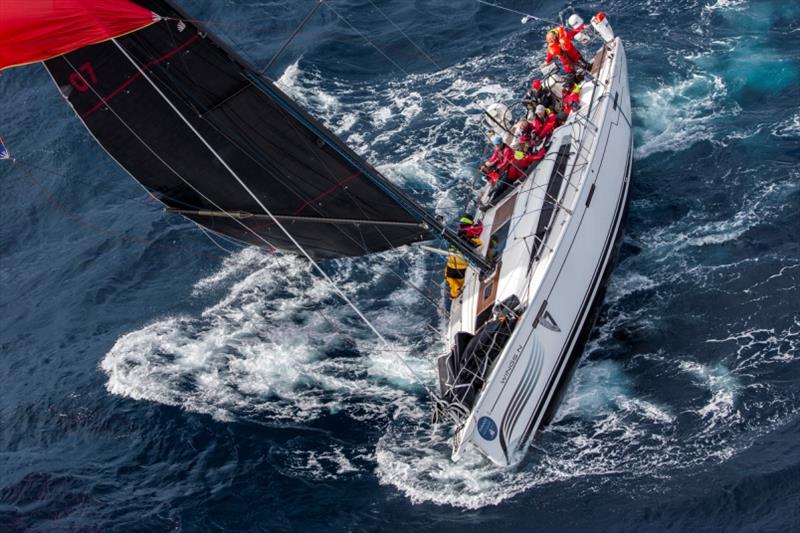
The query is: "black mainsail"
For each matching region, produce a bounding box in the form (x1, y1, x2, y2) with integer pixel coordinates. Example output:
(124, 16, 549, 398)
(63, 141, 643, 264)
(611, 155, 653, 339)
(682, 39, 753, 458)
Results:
(43, 0, 438, 258)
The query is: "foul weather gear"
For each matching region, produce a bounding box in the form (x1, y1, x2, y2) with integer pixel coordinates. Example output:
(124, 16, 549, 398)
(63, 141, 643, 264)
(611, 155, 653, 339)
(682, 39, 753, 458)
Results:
(457, 218, 484, 248)
(507, 147, 546, 181)
(445, 251, 469, 298)
(532, 110, 557, 139)
(513, 119, 535, 145)
(561, 87, 582, 116)
(482, 145, 514, 180)
(555, 25, 586, 65)
(457, 217, 483, 239)
(522, 86, 555, 113)
(544, 25, 589, 73)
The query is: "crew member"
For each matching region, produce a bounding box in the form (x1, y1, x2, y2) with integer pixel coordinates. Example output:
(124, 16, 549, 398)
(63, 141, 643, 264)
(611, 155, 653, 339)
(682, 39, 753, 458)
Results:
(522, 79, 555, 112)
(512, 118, 534, 146)
(507, 146, 546, 182)
(555, 25, 590, 71)
(543, 25, 589, 74)
(481, 135, 514, 184)
(457, 215, 483, 248)
(532, 104, 557, 140)
(444, 248, 469, 298)
(560, 84, 582, 118)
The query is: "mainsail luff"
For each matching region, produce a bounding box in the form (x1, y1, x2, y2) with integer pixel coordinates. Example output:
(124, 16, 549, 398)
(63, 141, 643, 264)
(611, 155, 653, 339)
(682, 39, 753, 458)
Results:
(43, 0, 438, 258)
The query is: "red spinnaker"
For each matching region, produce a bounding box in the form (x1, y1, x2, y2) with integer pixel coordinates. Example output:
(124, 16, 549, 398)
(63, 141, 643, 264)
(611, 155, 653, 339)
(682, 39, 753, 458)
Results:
(0, 0, 158, 70)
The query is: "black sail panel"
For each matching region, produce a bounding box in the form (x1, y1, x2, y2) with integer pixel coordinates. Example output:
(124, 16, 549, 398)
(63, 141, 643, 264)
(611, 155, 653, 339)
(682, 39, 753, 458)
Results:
(43, 0, 431, 258)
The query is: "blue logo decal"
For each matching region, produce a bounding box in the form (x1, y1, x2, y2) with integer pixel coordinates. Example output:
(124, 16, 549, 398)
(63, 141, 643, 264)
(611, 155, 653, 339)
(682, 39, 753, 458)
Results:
(477, 416, 498, 441)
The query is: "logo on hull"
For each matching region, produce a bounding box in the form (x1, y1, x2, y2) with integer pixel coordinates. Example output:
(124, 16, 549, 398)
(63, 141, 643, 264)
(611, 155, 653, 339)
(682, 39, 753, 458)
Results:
(540, 310, 561, 332)
(477, 416, 498, 441)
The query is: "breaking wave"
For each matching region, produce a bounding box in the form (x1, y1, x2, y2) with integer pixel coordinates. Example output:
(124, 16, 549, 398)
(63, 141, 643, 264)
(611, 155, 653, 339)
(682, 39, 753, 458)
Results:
(634, 73, 736, 159)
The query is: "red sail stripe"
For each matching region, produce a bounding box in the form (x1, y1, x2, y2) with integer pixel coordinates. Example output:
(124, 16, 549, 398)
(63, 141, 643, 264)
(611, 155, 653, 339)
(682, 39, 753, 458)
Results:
(292, 173, 360, 216)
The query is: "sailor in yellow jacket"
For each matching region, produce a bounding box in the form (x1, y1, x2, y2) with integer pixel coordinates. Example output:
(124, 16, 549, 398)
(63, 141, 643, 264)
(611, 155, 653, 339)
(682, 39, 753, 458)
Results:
(445, 248, 469, 298)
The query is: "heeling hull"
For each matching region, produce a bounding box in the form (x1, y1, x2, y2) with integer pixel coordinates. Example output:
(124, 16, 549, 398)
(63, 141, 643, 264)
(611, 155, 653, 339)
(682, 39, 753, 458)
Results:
(454, 38, 632, 466)
(540, 149, 632, 426)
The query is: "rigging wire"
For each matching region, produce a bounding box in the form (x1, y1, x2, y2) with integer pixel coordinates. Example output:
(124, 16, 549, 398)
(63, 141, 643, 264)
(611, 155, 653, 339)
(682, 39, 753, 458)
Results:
(364, 0, 444, 70)
(9, 0, 612, 427)
(319, 0, 513, 137)
(96, 37, 442, 402)
(9, 158, 242, 262)
(475, 0, 561, 26)
(53, 53, 369, 359)
(149, 20, 446, 312)
(126, 19, 449, 321)
(12, 154, 375, 358)
(261, 0, 324, 76)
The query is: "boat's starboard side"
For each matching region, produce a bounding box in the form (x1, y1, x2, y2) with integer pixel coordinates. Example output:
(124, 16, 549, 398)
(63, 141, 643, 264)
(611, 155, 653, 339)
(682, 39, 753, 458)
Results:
(452, 38, 633, 465)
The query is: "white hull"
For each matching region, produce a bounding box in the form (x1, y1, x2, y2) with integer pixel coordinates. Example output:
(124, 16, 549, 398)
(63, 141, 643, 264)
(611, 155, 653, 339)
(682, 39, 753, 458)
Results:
(445, 38, 633, 466)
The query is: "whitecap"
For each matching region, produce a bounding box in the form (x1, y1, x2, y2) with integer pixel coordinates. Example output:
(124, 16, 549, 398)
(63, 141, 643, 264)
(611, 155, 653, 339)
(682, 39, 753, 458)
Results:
(771, 111, 800, 138)
(634, 73, 737, 158)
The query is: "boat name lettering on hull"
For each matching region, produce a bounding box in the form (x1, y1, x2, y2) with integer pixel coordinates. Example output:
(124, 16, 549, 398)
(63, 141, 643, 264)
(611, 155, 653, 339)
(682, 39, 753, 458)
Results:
(500, 343, 525, 385)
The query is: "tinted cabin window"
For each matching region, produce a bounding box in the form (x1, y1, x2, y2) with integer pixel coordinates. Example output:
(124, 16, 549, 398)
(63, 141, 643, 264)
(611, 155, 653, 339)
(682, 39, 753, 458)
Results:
(527, 139, 572, 272)
(487, 221, 511, 262)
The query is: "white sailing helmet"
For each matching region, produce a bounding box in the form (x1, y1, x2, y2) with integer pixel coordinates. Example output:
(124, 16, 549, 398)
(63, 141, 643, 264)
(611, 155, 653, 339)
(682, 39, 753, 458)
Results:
(567, 14, 584, 28)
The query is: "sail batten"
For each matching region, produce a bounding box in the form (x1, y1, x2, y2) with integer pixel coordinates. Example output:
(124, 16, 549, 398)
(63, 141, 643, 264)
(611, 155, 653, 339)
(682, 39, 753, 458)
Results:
(42, 0, 432, 258)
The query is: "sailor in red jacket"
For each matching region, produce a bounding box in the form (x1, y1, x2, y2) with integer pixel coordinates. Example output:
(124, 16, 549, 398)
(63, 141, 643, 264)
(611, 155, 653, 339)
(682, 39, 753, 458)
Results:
(561, 84, 582, 116)
(506, 146, 546, 182)
(481, 135, 514, 184)
(532, 105, 557, 140)
(544, 25, 590, 73)
(456, 215, 483, 248)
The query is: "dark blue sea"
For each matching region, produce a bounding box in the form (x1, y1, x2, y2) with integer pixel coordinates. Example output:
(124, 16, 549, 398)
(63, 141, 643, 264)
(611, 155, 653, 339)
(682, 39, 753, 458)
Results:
(2, 0, 799, 530)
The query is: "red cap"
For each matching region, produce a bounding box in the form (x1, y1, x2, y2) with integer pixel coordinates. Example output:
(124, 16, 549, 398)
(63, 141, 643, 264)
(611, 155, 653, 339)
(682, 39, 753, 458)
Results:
(595, 11, 606, 21)
(532, 79, 542, 90)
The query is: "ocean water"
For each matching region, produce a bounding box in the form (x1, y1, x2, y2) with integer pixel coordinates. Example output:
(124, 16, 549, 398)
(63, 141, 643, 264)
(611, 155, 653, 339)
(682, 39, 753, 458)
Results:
(1, 0, 799, 530)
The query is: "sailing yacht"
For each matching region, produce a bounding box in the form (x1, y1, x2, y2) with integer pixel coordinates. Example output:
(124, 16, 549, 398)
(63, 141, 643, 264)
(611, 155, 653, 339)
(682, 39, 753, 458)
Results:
(437, 15, 632, 465)
(2, 1, 631, 467)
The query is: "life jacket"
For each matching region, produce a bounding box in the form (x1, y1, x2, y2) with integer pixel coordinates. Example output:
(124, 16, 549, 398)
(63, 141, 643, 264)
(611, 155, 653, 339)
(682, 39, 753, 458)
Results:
(507, 148, 546, 181)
